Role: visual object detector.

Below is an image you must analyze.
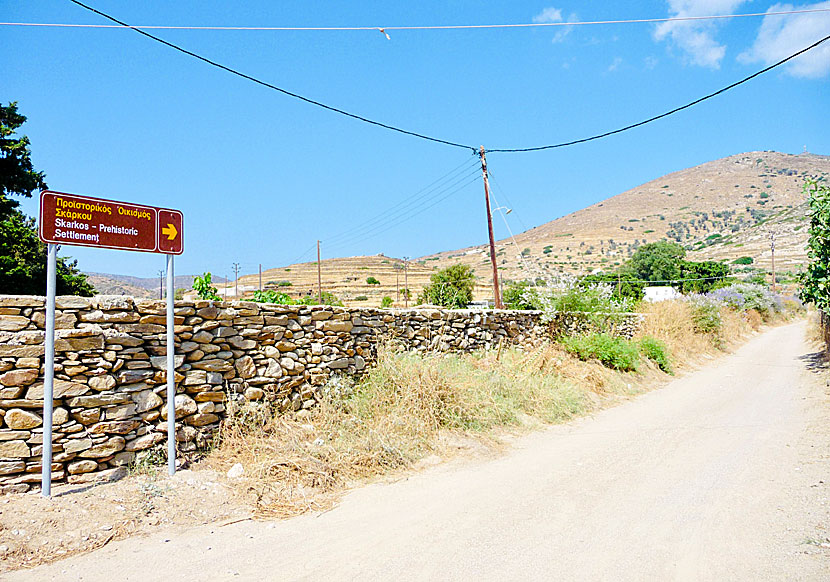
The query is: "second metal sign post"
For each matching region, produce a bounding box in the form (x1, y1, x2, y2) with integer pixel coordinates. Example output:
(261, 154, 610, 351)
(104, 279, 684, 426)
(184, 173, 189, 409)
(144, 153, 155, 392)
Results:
(38, 190, 184, 496)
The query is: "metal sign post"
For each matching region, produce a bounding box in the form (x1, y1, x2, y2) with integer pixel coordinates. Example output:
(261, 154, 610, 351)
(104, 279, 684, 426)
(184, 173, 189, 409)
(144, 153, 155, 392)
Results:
(41, 244, 57, 498)
(166, 254, 176, 475)
(38, 190, 184, 497)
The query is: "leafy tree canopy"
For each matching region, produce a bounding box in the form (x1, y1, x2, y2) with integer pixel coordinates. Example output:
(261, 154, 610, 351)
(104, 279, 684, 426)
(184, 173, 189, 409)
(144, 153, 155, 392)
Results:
(1, 102, 93, 296)
(621, 241, 686, 284)
(800, 180, 830, 313)
(419, 264, 476, 308)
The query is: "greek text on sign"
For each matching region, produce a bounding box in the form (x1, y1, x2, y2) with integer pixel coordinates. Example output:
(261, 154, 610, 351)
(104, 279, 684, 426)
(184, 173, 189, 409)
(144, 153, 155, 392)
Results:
(39, 191, 183, 255)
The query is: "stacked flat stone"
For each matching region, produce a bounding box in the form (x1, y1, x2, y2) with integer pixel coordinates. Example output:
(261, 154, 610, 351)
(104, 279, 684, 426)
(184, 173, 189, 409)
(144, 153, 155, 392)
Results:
(0, 295, 642, 493)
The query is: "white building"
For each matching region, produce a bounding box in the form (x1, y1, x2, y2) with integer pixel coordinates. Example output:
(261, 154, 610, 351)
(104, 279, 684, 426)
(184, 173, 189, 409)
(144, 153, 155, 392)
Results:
(643, 286, 682, 302)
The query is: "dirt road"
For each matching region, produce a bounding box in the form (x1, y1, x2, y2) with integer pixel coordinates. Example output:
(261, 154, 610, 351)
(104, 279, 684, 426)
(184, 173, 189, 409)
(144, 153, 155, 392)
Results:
(8, 321, 829, 581)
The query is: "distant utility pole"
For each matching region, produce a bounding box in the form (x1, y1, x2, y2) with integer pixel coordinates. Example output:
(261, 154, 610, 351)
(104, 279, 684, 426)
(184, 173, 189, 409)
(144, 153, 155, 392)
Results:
(157, 270, 164, 299)
(479, 146, 503, 309)
(317, 240, 322, 303)
(232, 263, 240, 298)
(404, 257, 409, 308)
(259, 264, 262, 292)
(395, 262, 400, 301)
(770, 232, 776, 292)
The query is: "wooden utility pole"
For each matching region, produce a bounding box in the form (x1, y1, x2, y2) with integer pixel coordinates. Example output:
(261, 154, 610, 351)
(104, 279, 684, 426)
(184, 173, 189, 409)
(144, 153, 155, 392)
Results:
(404, 257, 409, 308)
(770, 232, 776, 292)
(317, 240, 322, 303)
(232, 263, 240, 298)
(479, 146, 503, 309)
(395, 262, 400, 302)
(258, 264, 262, 292)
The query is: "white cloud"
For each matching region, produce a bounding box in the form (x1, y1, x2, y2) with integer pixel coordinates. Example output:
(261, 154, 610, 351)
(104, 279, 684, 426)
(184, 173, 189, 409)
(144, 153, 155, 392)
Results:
(644, 55, 660, 69)
(608, 57, 624, 72)
(533, 6, 580, 43)
(739, 2, 830, 78)
(654, 0, 751, 68)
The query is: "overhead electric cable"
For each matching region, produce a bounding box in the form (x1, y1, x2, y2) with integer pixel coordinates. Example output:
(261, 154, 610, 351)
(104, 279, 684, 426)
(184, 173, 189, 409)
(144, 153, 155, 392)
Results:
(323, 157, 479, 245)
(488, 33, 830, 153)
(8, 7, 830, 31)
(324, 174, 482, 253)
(66, 0, 474, 151)
(323, 166, 481, 247)
(68, 1, 830, 154)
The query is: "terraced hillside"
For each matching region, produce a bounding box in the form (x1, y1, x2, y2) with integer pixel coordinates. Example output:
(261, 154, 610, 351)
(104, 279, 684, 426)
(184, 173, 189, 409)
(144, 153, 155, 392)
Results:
(224, 255, 438, 308)
(421, 151, 829, 295)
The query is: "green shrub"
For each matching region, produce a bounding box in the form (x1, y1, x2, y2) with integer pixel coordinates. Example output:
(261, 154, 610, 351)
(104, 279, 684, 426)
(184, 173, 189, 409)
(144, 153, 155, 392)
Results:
(278, 280, 292, 287)
(732, 256, 754, 265)
(366, 276, 380, 285)
(687, 296, 722, 335)
(559, 333, 639, 371)
(381, 296, 393, 308)
(639, 336, 672, 374)
(193, 272, 221, 301)
(354, 295, 368, 301)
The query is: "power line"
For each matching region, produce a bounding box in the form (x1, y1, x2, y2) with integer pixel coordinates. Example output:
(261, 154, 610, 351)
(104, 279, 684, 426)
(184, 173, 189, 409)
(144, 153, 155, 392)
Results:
(67, 0, 474, 151)
(8, 7, 830, 31)
(323, 166, 482, 249)
(323, 156, 479, 245)
(67, 1, 830, 155)
(488, 33, 830, 153)
(324, 173, 482, 253)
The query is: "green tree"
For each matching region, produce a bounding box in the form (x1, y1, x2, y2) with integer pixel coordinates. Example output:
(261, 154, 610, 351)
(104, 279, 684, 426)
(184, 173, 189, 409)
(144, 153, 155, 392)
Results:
(680, 260, 730, 293)
(380, 296, 393, 308)
(503, 280, 535, 310)
(580, 272, 645, 301)
(193, 272, 221, 300)
(621, 241, 685, 285)
(419, 264, 475, 308)
(1, 102, 94, 295)
(800, 180, 830, 313)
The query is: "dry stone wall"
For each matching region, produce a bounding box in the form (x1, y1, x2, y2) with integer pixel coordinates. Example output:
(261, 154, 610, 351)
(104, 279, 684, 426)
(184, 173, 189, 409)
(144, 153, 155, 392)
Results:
(0, 295, 641, 493)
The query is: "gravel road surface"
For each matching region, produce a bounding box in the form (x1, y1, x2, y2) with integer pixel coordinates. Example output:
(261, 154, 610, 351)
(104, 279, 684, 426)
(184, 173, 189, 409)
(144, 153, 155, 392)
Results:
(8, 321, 829, 581)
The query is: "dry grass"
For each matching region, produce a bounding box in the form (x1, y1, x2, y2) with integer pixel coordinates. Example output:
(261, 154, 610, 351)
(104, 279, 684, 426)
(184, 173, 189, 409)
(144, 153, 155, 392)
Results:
(209, 300, 800, 518)
(207, 345, 634, 517)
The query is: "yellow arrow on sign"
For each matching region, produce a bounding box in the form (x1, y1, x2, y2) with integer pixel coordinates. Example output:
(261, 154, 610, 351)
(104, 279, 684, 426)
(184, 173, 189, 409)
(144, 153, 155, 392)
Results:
(161, 223, 178, 241)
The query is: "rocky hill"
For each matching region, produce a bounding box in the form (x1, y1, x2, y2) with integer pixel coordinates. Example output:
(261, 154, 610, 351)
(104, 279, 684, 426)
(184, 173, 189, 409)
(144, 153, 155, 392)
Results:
(90, 151, 829, 305)
(420, 151, 829, 295)
(85, 273, 228, 298)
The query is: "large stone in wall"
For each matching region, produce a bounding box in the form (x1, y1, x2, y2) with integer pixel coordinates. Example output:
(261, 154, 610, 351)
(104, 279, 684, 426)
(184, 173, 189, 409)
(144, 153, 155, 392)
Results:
(0, 315, 31, 331)
(79, 436, 126, 458)
(0, 345, 44, 358)
(132, 389, 163, 413)
(159, 394, 198, 420)
(25, 379, 89, 400)
(0, 368, 39, 387)
(235, 356, 256, 379)
(126, 432, 164, 451)
(88, 374, 117, 392)
(191, 359, 233, 372)
(322, 320, 353, 333)
(0, 440, 30, 458)
(4, 409, 42, 429)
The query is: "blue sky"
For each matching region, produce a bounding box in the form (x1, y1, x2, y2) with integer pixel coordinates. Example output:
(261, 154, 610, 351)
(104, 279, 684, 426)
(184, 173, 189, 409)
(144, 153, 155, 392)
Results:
(3, 1, 829, 280)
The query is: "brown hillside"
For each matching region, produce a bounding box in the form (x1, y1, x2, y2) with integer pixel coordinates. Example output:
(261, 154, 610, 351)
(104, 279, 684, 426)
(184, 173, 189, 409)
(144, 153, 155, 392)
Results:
(421, 151, 829, 296)
(224, 255, 437, 308)
(217, 151, 828, 304)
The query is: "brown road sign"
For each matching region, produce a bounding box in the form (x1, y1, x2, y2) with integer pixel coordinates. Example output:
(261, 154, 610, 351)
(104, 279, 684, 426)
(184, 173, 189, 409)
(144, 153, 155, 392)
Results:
(39, 190, 183, 255)
(158, 209, 184, 254)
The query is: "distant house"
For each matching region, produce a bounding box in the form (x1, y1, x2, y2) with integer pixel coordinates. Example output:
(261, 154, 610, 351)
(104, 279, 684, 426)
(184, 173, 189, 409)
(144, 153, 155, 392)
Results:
(643, 286, 682, 302)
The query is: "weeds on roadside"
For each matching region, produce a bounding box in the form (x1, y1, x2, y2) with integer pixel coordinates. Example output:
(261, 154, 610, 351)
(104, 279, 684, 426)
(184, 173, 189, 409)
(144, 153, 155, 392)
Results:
(210, 346, 597, 517)
(559, 333, 640, 372)
(639, 336, 673, 374)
